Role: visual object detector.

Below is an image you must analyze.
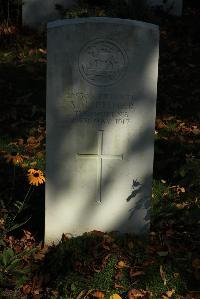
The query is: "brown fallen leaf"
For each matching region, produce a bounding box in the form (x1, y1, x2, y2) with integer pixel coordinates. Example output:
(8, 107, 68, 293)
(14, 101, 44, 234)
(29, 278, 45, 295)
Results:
(102, 243, 110, 250)
(192, 258, 200, 269)
(22, 284, 32, 295)
(114, 283, 124, 289)
(115, 271, 123, 280)
(156, 119, 167, 129)
(130, 269, 145, 277)
(128, 288, 147, 298)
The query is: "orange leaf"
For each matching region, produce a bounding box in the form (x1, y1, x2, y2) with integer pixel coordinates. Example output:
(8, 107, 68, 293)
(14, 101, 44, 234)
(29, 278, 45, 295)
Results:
(116, 260, 127, 269)
(27, 136, 38, 144)
(92, 291, 105, 298)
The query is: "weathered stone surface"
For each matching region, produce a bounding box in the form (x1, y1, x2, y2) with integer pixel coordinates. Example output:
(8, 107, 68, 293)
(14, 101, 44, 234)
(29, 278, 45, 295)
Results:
(46, 18, 159, 243)
(22, 0, 74, 28)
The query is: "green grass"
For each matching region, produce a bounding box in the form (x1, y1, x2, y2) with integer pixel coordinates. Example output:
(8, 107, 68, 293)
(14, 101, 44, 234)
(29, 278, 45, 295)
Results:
(38, 233, 188, 298)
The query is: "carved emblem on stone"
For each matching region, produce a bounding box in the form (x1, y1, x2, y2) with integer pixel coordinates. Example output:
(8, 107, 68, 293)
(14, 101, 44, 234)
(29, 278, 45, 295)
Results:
(79, 39, 128, 86)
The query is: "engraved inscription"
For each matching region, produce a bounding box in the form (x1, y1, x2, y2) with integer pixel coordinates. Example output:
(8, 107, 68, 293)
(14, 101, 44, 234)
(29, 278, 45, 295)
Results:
(60, 92, 134, 125)
(77, 130, 123, 203)
(79, 39, 128, 86)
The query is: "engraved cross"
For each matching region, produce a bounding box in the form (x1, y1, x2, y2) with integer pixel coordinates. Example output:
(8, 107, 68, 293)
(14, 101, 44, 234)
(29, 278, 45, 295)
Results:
(77, 130, 123, 203)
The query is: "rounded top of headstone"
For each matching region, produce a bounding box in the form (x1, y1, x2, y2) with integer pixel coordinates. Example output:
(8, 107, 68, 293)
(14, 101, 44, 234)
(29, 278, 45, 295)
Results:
(47, 17, 158, 31)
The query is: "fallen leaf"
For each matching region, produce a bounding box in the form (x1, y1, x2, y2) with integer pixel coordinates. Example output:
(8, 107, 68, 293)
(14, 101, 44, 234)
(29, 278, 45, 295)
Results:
(116, 260, 127, 269)
(77, 290, 86, 299)
(22, 284, 32, 295)
(143, 259, 156, 266)
(114, 283, 124, 289)
(173, 272, 180, 279)
(38, 58, 47, 63)
(51, 290, 59, 297)
(161, 179, 167, 184)
(162, 115, 175, 121)
(192, 128, 200, 135)
(38, 48, 47, 54)
(160, 265, 167, 286)
(110, 294, 122, 299)
(18, 138, 24, 145)
(175, 203, 188, 209)
(128, 288, 146, 298)
(165, 289, 175, 297)
(92, 290, 105, 298)
(102, 243, 110, 250)
(84, 289, 95, 299)
(130, 270, 145, 277)
(192, 258, 200, 269)
(115, 271, 123, 280)
(156, 119, 167, 129)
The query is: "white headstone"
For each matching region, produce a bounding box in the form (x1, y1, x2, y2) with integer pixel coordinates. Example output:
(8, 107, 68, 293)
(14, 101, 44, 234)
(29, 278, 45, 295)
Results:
(22, 0, 74, 28)
(46, 17, 159, 243)
(147, 0, 182, 16)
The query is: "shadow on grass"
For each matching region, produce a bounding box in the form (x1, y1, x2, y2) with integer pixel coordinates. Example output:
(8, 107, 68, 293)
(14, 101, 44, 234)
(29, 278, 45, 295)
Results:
(0, 61, 46, 139)
(40, 232, 187, 298)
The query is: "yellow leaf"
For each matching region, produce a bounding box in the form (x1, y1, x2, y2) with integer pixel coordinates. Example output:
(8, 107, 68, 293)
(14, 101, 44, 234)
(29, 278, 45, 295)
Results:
(110, 294, 122, 299)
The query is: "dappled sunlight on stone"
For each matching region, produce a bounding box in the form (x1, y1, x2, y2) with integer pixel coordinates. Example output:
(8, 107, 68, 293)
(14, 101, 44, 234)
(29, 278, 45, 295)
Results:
(45, 18, 159, 243)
